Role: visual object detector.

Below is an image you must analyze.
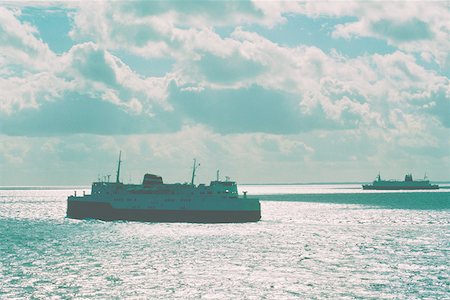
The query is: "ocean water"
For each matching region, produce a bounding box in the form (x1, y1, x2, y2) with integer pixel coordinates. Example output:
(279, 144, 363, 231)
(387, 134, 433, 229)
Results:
(1, 184, 449, 299)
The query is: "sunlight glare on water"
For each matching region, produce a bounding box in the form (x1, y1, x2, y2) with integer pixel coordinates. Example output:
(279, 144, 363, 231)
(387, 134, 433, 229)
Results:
(0, 187, 449, 299)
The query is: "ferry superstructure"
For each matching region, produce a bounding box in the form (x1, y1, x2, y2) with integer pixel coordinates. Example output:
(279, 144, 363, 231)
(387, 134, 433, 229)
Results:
(67, 153, 261, 223)
(362, 173, 439, 190)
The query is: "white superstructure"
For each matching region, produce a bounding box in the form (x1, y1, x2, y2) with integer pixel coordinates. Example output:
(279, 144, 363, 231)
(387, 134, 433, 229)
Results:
(67, 154, 261, 223)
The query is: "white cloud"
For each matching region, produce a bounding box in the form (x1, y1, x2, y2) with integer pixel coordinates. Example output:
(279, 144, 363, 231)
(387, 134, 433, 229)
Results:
(60, 42, 173, 113)
(68, 1, 268, 58)
(190, 29, 448, 133)
(327, 2, 450, 66)
(1, 120, 448, 185)
(0, 125, 318, 184)
(0, 72, 69, 113)
(2, 4, 448, 138)
(61, 1, 450, 132)
(0, 20, 172, 115)
(0, 7, 68, 113)
(0, 2, 448, 185)
(0, 6, 55, 72)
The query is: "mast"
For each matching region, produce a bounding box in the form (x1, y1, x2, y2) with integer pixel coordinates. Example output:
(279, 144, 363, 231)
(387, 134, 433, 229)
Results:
(191, 159, 200, 185)
(116, 151, 122, 183)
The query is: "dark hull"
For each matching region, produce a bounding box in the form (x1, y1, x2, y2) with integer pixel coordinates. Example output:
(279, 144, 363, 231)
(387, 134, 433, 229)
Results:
(67, 200, 261, 223)
(362, 185, 439, 190)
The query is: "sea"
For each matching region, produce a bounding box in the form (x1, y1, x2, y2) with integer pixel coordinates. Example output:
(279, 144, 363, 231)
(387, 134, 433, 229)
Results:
(1, 184, 449, 299)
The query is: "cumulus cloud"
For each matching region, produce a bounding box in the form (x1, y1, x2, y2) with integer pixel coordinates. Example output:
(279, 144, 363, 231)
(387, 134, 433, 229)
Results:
(0, 41, 172, 116)
(0, 72, 70, 113)
(62, 1, 450, 135)
(60, 42, 172, 113)
(68, 1, 267, 60)
(327, 2, 450, 66)
(0, 2, 449, 184)
(178, 29, 449, 133)
(0, 7, 173, 116)
(0, 6, 55, 73)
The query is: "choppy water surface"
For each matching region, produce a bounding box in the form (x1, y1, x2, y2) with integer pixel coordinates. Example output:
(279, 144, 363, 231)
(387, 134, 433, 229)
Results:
(1, 186, 449, 299)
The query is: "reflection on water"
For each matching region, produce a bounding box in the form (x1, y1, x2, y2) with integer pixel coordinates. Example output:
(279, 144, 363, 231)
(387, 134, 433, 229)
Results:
(0, 186, 449, 299)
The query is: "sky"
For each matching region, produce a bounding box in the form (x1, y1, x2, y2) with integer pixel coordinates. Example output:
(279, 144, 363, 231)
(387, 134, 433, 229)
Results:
(0, 1, 449, 186)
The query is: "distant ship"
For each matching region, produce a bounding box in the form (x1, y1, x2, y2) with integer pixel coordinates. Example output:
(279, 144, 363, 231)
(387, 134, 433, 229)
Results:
(362, 173, 439, 190)
(67, 153, 261, 223)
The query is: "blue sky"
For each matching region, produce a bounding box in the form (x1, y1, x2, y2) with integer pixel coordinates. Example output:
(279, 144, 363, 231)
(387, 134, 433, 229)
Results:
(0, 1, 449, 185)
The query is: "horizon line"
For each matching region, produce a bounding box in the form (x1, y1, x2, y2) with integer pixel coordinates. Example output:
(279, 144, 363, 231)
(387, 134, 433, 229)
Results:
(1, 180, 449, 189)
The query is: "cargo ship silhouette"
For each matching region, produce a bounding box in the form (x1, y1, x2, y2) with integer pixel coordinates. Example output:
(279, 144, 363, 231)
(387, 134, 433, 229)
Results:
(362, 173, 439, 190)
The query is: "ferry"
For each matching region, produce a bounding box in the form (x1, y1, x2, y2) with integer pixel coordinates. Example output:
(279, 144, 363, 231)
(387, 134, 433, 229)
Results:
(362, 173, 439, 190)
(67, 153, 261, 223)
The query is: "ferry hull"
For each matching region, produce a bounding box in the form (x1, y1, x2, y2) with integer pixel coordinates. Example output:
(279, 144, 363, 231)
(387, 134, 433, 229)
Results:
(67, 200, 261, 223)
(362, 185, 439, 190)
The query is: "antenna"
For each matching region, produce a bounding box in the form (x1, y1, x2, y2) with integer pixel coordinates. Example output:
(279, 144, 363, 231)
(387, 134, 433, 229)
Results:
(216, 170, 220, 181)
(191, 159, 200, 185)
(116, 151, 122, 183)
